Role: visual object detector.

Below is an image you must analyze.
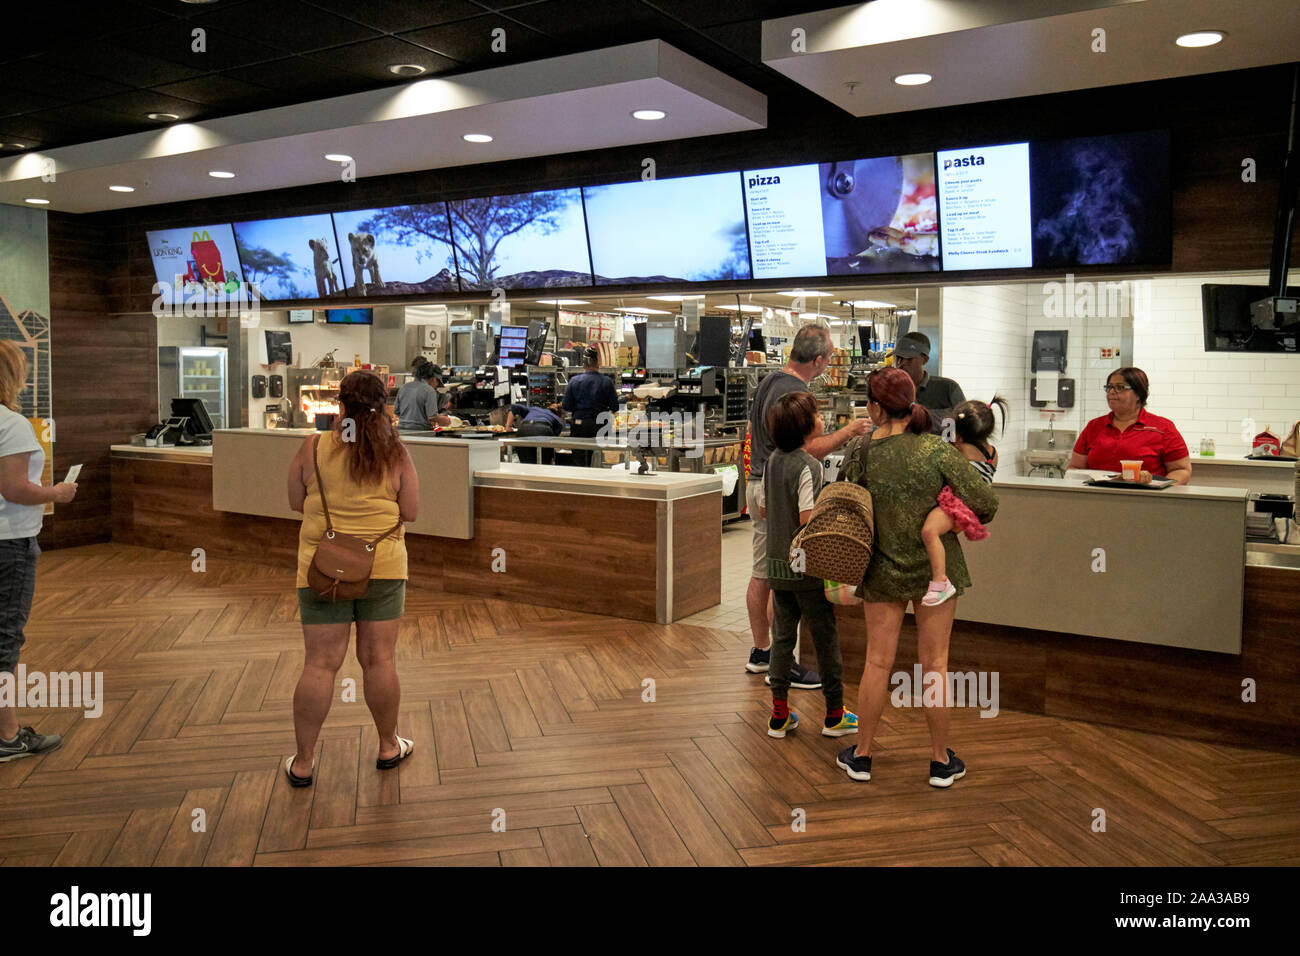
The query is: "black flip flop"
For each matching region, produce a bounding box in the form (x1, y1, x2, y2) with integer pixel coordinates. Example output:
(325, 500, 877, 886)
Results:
(376, 735, 414, 770)
(284, 755, 314, 787)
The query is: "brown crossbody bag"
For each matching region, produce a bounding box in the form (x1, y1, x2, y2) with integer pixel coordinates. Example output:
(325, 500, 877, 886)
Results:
(306, 434, 402, 602)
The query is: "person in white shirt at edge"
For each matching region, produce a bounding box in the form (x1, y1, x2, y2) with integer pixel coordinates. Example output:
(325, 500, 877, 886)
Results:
(744, 325, 872, 686)
(0, 340, 78, 762)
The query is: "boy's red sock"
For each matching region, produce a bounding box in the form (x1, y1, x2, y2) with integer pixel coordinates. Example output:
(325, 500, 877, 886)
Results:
(771, 699, 789, 720)
(825, 706, 844, 727)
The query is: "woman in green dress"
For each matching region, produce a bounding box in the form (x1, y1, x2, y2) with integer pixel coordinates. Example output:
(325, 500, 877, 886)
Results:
(834, 367, 998, 788)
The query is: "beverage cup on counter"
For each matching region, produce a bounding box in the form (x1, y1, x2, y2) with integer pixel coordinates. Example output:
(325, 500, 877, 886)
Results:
(1120, 459, 1142, 481)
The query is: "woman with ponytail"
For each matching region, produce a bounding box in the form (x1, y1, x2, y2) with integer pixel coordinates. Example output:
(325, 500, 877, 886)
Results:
(833, 367, 998, 789)
(285, 371, 419, 786)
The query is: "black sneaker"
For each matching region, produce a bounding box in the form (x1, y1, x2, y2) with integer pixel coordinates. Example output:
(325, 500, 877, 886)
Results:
(836, 746, 872, 781)
(745, 647, 771, 673)
(765, 663, 822, 690)
(929, 748, 966, 788)
(0, 727, 63, 763)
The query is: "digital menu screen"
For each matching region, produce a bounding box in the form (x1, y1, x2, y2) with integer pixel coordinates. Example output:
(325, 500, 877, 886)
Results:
(146, 223, 249, 305)
(937, 143, 1032, 271)
(233, 214, 344, 301)
(498, 325, 528, 367)
(584, 173, 751, 285)
(450, 188, 592, 291)
(332, 204, 461, 295)
(743, 153, 939, 279)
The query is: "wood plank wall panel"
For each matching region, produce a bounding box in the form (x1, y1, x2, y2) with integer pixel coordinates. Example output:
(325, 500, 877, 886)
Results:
(822, 564, 1300, 752)
(671, 493, 721, 620)
(44, 212, 159, 550)
(432, 487, 660, 621)
(92, 64, 1299, 317)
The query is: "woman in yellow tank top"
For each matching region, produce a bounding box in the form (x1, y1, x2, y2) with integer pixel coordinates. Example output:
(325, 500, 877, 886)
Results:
(284, 371, 419, 787)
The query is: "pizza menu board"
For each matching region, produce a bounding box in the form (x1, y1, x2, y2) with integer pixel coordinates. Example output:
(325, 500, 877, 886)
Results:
(742, 154, 940, 280)
(936, 143, 1032, 271)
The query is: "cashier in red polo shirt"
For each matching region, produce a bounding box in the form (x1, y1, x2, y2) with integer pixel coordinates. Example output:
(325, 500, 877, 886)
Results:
(1068, 367, 1193, 485)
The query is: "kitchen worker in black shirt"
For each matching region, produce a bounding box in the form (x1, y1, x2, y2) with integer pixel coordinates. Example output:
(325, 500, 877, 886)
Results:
(562, 347, 621, 467)
(893, 332, 966, 437)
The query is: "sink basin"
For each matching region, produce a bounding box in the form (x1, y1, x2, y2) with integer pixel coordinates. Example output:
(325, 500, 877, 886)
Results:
(1026, 428, 1076, 452)
(1025, 450, 1071, 466)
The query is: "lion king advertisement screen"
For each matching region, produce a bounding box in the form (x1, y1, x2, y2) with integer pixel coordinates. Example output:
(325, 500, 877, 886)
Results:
(233, 214, 344, 301)
(146, 224, 248, 305)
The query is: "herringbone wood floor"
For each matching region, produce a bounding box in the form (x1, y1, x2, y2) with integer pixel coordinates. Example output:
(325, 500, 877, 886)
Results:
(2, 543, 1298, 867)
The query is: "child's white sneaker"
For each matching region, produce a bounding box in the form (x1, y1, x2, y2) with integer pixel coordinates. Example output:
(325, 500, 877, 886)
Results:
(920, 579, 956, 606)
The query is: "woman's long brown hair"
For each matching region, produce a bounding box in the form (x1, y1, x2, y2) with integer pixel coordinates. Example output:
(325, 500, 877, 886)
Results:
(332, 371, 403, 485)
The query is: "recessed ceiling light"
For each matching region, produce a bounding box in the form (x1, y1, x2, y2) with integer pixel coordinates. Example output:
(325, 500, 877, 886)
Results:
(3, 142, 29, 150)
(24, 198, 50, 205)
(324, 153, 353, 163)
(614, 307, 672, 314)
(1176, 30, 1224, 47)
(463, 133, 493, 144)
(109, 185, 134, 193)
(537, 298, 589, 306)
(208, 170, 235, 179)
(388, 63, 426, 77)
(147, 112, 180, 121)
(893, 73, 932, 86)
(777, 290, 832, 298)
(631, 109, 666, 121)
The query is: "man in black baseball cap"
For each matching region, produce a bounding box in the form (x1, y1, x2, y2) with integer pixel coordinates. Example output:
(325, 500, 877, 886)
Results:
(395, 356, 451, 429)
(893, 332, 966, 436)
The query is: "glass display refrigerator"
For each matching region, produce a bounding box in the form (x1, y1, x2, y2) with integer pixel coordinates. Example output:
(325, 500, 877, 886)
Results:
(158, 346, 227, 430)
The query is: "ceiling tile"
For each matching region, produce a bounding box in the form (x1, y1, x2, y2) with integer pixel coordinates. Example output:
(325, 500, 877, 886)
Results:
(302, 0, 484, 33)
(301, 37, 460, 82)
(222, 57, 378, 98)
(398, 14, 551, 64)
(83, 90, 206, 123)
(194, 0, 382, 52)
(0, 88, 67, 118)
(500, 0, 684, 49)
(40, 46, 204, 89)
(3, 64, 133, 101)
(152, 74, 272, 108)
(117, 22, 288, 73)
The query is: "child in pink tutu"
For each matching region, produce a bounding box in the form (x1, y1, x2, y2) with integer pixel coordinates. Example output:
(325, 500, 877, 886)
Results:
(921, 397, 1008, 606)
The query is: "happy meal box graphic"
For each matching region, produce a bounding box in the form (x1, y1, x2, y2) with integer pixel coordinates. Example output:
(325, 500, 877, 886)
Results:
(150, 225, 245, 301)
(182, 230, 242, 294)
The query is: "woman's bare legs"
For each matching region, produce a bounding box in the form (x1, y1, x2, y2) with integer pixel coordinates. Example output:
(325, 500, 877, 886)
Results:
(914, 598, 958, 762)
(292, 622, 352, 775)
(355, 618, 402, 760)
(854, 601, 906, 759)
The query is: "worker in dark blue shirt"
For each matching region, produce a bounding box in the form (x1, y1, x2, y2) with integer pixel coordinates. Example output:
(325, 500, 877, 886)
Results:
(562, 347, 621, 466)
(504, 402, 563, 464)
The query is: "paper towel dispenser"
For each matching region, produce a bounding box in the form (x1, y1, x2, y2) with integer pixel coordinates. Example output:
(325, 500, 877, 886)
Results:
(1030, 376, 1075, 408)
(1032, 330, 1068, 373)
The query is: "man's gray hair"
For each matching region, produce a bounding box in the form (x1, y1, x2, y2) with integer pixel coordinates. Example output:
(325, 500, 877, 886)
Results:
(790, 325, 832, 363)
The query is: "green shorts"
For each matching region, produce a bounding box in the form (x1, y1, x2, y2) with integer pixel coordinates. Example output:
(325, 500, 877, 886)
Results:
(297, 579, 406, 625)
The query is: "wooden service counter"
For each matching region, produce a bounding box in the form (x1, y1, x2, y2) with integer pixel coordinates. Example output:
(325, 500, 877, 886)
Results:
(111, 429, 722, 624)
(805, 475, 1300, 752)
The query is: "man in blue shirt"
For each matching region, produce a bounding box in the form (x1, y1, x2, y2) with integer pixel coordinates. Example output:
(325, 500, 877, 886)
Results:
(506, 402, 563, 464)
(395, 358, 450, 430)
(562, 347, 621, 467)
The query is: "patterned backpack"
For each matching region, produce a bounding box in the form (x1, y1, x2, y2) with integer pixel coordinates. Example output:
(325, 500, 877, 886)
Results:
(789, 435, 875, 593)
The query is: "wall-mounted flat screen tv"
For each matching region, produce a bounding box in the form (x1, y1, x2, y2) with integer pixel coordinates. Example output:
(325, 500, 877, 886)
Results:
(743, 153, 939, 279)
(584, 172, 751, 285)
(233, 214, 345, 301)
(449, 187, 592, 290)
(146, 223, 248, 305)
(937, 130, 1171, 271)
(332, 204, 461, 296)
(326, 308, 373, 325)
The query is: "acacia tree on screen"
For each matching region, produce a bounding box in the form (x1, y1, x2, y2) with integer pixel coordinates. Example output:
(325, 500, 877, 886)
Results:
(355, 203, 458, 280)
(449, 191, 573, 288)
(238, 245, 303, 298)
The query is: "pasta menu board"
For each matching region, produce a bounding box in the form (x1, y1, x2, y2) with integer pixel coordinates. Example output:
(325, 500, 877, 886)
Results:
(146, 223, 248, 305)
(584, 172, 752, 285)
(939, 130, 1171, 271)
(449, 187, 592, 290)
(232, 213, 345, 301)
(743, 153, 940, 279)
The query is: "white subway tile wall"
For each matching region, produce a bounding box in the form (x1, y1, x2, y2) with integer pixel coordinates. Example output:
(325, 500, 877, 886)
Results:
(940, 273, 1300, 467)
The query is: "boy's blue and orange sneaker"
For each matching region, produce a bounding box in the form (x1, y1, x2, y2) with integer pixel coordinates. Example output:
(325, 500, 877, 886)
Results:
(767, 711, 799, 738)
(822, 710, 859, 737)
